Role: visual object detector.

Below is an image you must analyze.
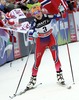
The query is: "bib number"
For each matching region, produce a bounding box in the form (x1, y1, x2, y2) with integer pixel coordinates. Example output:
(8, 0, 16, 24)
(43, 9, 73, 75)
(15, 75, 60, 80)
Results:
(43, 26, 47, 33)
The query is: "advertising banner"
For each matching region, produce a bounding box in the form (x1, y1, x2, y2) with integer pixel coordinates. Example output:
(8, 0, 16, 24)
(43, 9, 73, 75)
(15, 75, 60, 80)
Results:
(18, 33, 29, 57)
(5, 43, 13, 62)
(0, 29, 10, 65)
(13, 32, 21, 59)
(68, 12, 77, 42)
(0, 40, 6, 66)
(58, 14, 70, 45)
(5, 31, 14, 62)
(19, 17, 35, 57)
(73, 11, 79, 41)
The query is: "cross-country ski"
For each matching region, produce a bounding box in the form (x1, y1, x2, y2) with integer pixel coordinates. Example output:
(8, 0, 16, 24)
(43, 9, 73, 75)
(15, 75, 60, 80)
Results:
(57, 82, 72, 89)
(9, 83, 42, 99)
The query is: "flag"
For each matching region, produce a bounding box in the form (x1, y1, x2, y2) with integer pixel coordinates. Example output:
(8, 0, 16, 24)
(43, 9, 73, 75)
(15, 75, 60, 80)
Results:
(38, 0, 68, 14)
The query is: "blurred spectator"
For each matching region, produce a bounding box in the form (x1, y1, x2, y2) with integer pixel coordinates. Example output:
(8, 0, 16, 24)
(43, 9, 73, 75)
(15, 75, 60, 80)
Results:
(18, 0, 38, 11)
(26, 0, 38, 4)
(6, 0, 15, 12)
(21, 0, 38, 4)
(0, 0, 7, 13)
(66, 0, 77, 11)
(6, 0, 28, 11)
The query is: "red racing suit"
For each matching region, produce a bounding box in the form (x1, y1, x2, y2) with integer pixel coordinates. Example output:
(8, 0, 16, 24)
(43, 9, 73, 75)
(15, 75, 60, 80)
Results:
(29, 14, 62, 76)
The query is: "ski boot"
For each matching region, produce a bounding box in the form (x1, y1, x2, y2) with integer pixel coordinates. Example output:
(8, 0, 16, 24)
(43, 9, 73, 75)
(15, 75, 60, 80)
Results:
(56, 70, 65, 85)
(26, 76, 37, 89)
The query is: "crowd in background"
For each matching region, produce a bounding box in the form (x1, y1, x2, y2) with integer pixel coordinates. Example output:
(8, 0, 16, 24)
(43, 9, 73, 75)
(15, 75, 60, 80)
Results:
(0, 0, 79, 17)
(0, 0, 38, 14)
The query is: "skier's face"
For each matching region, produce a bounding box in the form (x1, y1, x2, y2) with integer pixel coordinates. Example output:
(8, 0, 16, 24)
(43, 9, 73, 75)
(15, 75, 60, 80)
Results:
(31, 6, 43, 20)
(33, 11, 43, 20)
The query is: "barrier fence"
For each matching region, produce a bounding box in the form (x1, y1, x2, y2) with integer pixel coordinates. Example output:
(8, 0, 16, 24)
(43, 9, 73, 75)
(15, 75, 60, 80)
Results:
(0, 11, 79, 66)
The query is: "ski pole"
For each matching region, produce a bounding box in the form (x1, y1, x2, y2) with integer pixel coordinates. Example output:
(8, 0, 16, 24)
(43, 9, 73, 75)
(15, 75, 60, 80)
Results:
(13, 44, 34, 95)
(61, 13, 75, 84)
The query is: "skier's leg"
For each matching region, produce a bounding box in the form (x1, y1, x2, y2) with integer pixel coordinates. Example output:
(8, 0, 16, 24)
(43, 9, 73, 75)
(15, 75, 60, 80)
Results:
(27, 38, 46, 88)
(50, 45, 65, 84)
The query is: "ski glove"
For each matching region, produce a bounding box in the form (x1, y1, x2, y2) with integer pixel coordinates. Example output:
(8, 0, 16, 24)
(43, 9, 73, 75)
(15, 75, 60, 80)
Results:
(33, 32, 38, 38)
(58, 4, 67, 18)
(28, 29, 34, 41)
(58, 4, 65, 13)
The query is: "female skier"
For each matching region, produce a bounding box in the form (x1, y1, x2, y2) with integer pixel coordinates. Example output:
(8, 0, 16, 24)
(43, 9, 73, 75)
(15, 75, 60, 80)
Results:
(26, 3, 65, 89)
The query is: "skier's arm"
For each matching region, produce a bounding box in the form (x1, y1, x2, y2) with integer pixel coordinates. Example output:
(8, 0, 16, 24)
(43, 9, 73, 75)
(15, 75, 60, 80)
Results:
(28, 19, 38, 40)
(47, 14, 62, 20)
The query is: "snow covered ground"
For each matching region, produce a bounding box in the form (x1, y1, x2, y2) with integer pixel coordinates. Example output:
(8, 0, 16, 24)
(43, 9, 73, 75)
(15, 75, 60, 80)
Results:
(0, 42, 79, 100)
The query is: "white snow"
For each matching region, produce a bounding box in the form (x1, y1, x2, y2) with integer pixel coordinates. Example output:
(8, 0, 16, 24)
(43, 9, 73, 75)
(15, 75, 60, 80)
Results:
(0, 42, 79, 100)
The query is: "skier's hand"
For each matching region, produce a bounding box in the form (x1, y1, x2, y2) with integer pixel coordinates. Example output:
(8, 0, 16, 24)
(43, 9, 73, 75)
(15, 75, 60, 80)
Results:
(28, 29, 34, 41)
(58, 5, 67, 18)
(33, 32, 38, 38)
(58, 4, 65, 13)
